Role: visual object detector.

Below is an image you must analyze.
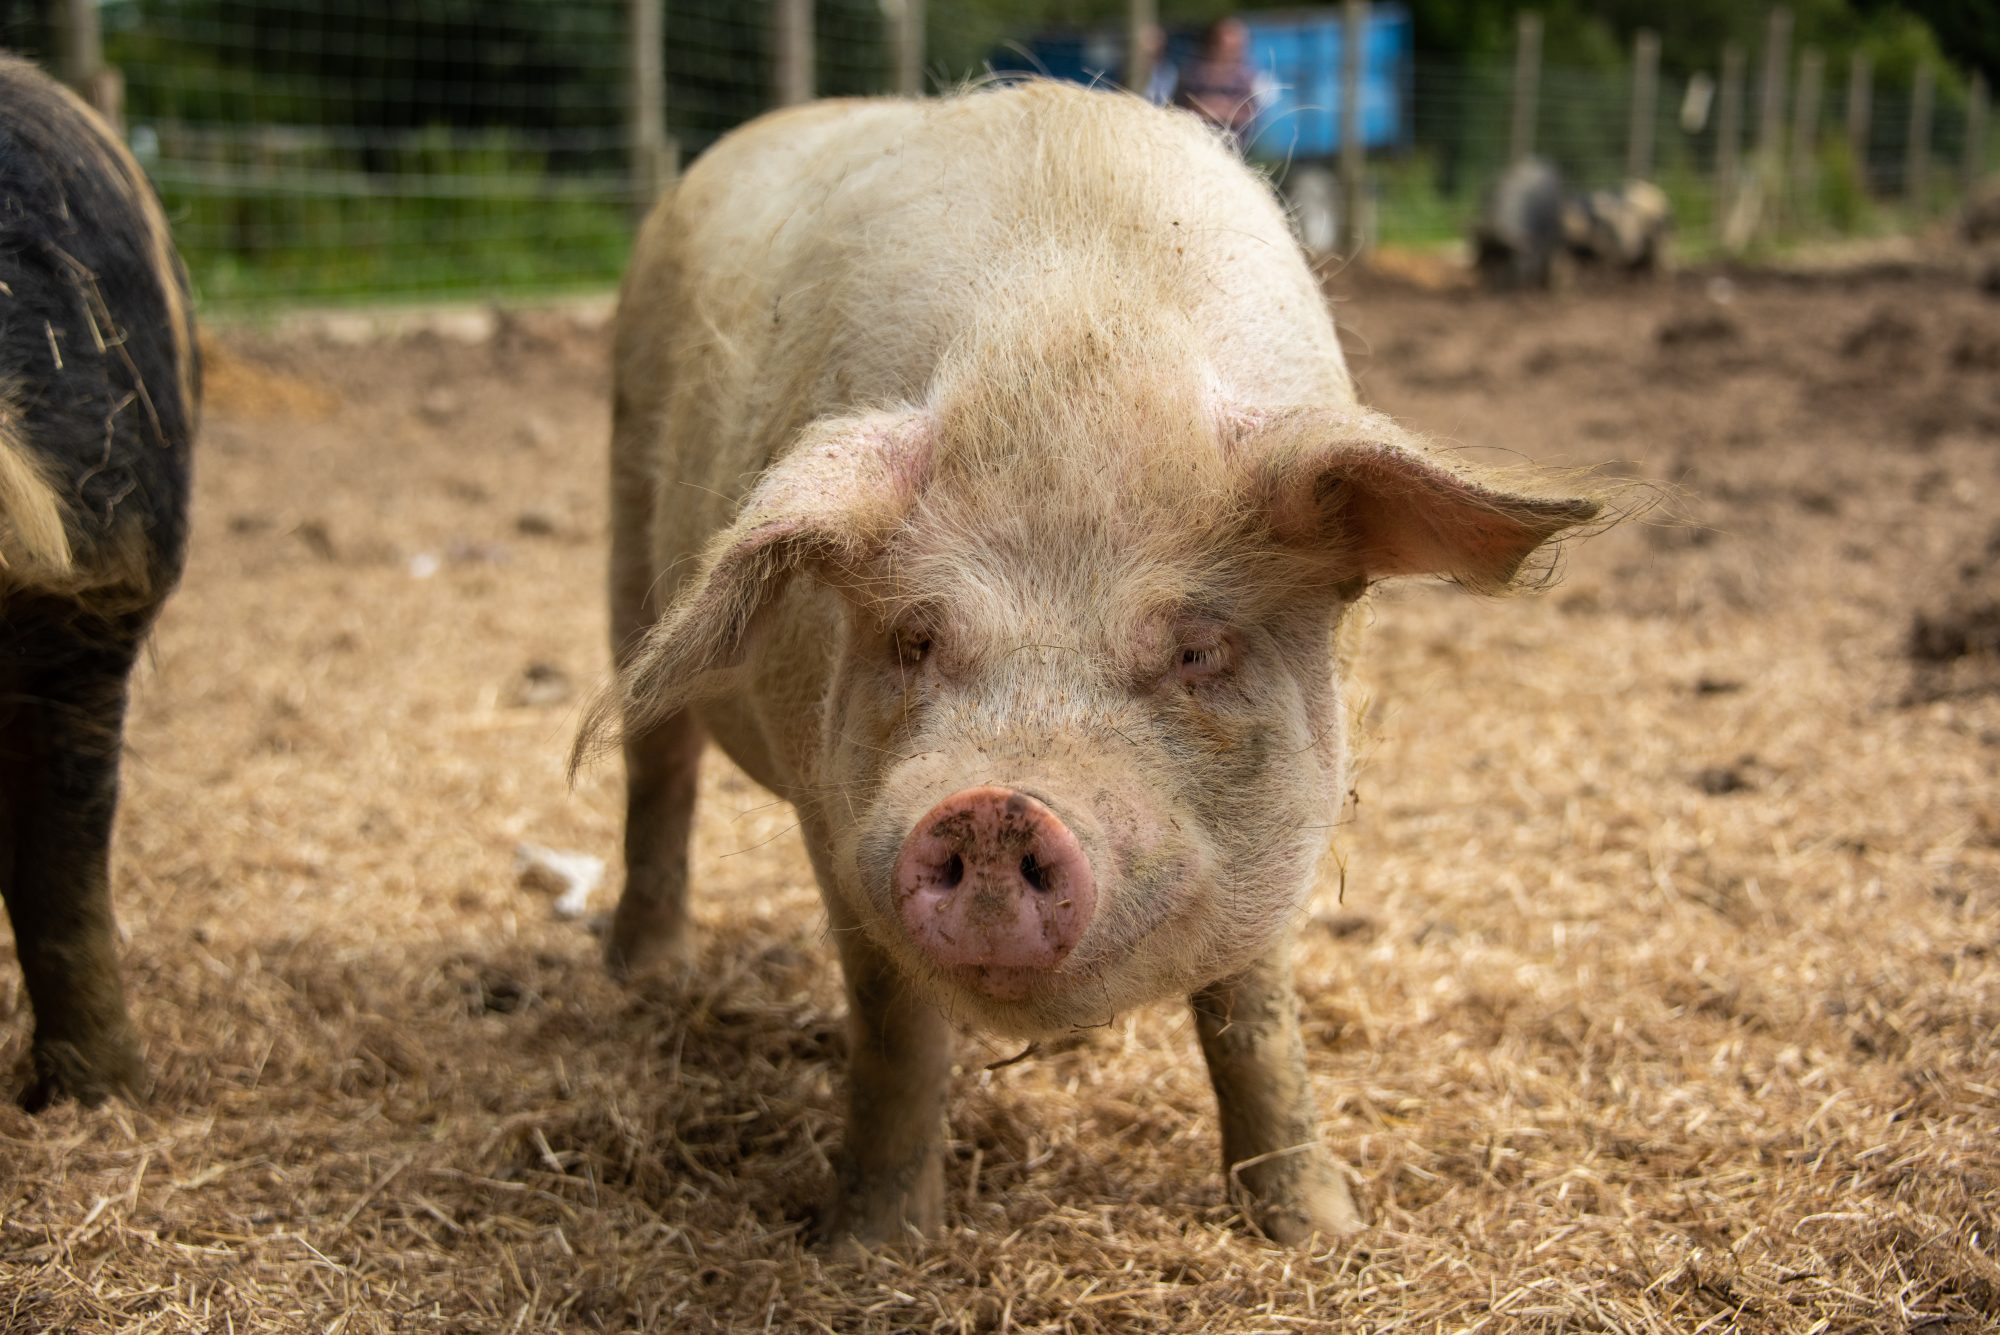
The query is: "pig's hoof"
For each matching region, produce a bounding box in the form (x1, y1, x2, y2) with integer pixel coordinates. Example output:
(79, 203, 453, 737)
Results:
(1237, 1155, 1363, 1248)
(21, 1034, 146, 1112)
(820, 1219, 933, 1260)
(819, 1178, 944, 1254)
(602, 915, 694, 981)
(819, 1197, 943, 1253)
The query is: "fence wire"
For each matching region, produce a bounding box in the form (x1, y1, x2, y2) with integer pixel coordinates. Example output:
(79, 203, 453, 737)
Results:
(2, 2, 1991, 307)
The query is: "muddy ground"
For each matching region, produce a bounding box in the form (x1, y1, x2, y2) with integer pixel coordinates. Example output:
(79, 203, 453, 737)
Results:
(1, 262, 1996, 1333)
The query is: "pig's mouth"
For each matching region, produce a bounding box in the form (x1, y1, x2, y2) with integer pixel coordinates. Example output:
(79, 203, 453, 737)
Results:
(941, 962, 1066, 1004)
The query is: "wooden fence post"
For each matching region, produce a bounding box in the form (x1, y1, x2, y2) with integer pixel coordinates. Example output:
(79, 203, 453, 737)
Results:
(628, 0, 669, 217)
(1627, 29, 1659, 180)
(1509, 11, 1541, 162)
(55, 0, 119, 124)
(774, 0, 814, 107)
(1716, 42, 1745, 239)
(1339, 0, 1367, 255)
(1125, 0, 1157, 99)
(1845, 52, 1872, 188)
(1967, 74, 1990, 192)
(1904, 61, 1936, 213)
(1754, 7, 1791, 230)
(1906, 62, 1933, 213)
(1790, 48, 1823, 220)
(893, 0, 926, 96)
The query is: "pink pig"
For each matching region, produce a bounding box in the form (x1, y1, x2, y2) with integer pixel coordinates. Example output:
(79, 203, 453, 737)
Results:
(581, 81, 1602, 1247)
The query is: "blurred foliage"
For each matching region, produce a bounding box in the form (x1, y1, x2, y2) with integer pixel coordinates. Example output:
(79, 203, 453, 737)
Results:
(5, 0, 1980, 144)
(1857, 0, 1999, 88)
(2, 0, 1986, 304)
(148, 128, 635, 304)
(925, 0, 1979, 101)
(1400, 0, 1967, 94)
(1811, 136, 1878, 233)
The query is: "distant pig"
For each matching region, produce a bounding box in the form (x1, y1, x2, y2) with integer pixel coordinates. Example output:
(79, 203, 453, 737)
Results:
(1564, 180, 1673, 275)
(0, 55, 198, 1106)
(1473, 156, 1567, 289)
(581, 82, 1603, 1247)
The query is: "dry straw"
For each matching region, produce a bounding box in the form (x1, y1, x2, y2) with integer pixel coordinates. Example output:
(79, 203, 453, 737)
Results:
(2, 259, 1996, 1331)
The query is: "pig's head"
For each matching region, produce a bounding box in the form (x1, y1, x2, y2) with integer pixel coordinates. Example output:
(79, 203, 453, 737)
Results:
(584, 333, 1601, 1037)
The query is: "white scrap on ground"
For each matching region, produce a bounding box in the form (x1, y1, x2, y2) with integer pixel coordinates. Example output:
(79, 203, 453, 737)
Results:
(514, 843, 604, 920)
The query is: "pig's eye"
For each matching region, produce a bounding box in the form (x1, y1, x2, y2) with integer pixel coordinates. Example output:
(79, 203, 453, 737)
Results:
(1174, 639, 1232, 687)
(891, 627, 934, 670)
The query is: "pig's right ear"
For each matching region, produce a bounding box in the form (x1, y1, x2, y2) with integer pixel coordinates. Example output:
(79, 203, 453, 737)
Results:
(571, 409, 930, 774)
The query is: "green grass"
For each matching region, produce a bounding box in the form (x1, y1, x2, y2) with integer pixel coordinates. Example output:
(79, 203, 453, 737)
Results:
(149, 129, 636, 306)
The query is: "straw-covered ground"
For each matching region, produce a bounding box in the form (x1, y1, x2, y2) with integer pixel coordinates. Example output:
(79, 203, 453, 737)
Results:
(2, 255, 1997, 1333)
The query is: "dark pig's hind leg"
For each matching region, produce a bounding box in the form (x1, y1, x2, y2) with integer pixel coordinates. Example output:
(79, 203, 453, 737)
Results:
(1193, 940, 1362, 1246)
(0, 630, 148, 1109)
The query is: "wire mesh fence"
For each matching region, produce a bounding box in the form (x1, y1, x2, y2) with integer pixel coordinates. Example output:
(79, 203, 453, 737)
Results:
(3, 2, 1992, 308)
(103, 3, 624, 301)
(1372, 56, 1987, 254)
(54, 0, 931, 303)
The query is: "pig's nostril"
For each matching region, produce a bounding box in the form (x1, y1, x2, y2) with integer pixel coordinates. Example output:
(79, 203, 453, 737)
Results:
(942, 852, 964, 889)
(1019, 853, 1048, 892)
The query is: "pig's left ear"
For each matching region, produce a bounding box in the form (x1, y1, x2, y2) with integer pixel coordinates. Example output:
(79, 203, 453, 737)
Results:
(571, 408, 930, 775)
(1247, 407, 1602, 592)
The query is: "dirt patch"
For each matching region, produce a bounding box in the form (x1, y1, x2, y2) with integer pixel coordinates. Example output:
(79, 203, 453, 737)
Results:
(1, 271, 1996, 1332)
(1353, 245, 1473, 293)
(1912, 601, 2000, 663)
(1912, 603, 2000, 663)
(1655, 309, 1741, 348)
(1840, 305, 1926, 369)
(1908, 523, 2000, 703)
(198, 334, 338, 420)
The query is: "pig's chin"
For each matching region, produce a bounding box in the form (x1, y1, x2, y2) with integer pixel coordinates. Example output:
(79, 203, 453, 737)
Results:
(905, 910, 1284, 1039)
(920, 964, 1107, 1036)
(905, 955, 1132, 1038)
(854, 890, 1188, 1038)
(888, 846, 1319, 1037)
(881, 865, 1259, 1039)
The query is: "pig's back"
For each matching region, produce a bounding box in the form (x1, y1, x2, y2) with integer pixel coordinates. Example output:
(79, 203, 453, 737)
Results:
(657, 82, 1347, 452)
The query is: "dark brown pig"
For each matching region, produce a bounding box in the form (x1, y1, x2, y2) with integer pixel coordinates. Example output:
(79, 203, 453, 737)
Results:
(0, 54, 199, 1107)
(581, 82, 1604, 1247)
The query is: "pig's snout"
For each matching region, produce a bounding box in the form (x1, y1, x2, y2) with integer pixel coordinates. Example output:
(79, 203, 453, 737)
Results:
(894, 787, 1096, 998)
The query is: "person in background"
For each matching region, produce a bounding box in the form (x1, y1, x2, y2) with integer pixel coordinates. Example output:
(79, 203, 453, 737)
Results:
(1172, 16, 1261, 147)
(1134, 22, 1178, 106)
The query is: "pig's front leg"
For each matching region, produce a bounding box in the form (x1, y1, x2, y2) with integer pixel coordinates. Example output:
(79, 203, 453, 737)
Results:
(1192, 940, 1361, 1246)
(825, 914, 950, 1247)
